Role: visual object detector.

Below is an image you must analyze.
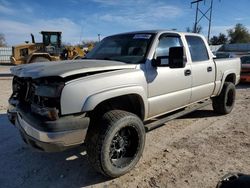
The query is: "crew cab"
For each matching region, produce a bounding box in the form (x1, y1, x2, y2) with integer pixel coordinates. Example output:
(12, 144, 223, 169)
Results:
(8, 30, 241, 177)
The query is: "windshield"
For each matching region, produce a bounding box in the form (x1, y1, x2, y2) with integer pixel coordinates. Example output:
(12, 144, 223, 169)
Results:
(86, 33, 154, 64)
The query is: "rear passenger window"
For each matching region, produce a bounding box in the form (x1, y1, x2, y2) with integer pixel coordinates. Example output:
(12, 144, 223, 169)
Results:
(185, 36, 209, 62)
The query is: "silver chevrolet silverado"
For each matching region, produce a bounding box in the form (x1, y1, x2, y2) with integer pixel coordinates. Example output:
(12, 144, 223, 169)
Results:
(8, 30, 241, 177)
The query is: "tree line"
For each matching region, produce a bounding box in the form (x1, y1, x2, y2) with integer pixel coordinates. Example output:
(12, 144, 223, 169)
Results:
(210, 23, 250, 45)
(187, 23, 250, 45)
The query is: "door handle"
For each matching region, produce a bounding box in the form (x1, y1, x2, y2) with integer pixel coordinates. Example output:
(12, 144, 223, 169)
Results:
(207, 66, 212, 72)
(184, 69, 191, 76)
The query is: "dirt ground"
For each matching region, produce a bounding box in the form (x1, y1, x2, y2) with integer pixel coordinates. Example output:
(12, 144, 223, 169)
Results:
(0, 75, 250, 188)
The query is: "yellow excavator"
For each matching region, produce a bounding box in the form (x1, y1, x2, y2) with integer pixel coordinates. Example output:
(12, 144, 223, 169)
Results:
(11, 31, 93, 65)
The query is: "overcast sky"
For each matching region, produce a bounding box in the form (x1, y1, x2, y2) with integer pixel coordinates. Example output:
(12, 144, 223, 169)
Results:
(0, 0, 250, 46)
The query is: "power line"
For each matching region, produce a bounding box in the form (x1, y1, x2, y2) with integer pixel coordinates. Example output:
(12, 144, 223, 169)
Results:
(191, 0, 220, 42)
(207, 0, 213, 41)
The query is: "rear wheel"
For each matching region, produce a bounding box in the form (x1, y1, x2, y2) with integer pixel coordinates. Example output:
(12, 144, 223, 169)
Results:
(86, 110, 145, 177)
(212, 82, 236, 114)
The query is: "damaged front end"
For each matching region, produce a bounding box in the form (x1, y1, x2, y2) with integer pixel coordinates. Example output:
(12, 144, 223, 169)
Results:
(8, 76, 64, 124)
(8, 76, 89, 152)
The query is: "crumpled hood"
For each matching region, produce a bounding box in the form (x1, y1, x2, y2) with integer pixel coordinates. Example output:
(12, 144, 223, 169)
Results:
(11, 59, 137, 79)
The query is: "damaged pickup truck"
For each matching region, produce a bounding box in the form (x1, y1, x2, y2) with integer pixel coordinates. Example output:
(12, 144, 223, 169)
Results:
(8, 30, 241, 177)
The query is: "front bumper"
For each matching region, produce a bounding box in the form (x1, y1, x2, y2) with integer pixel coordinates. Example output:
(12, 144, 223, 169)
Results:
(7, 104, 17, 125)
(9, 106, 90, 152)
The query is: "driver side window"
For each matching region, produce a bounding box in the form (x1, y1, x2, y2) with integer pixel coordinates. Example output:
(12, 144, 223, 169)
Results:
(156, 36, 182, 65)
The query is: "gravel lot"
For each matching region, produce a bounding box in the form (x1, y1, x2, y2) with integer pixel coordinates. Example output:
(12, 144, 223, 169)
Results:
(0, 74, 250, 188)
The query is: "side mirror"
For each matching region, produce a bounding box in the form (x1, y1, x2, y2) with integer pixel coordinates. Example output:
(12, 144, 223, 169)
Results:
(169, 46, 184, 68)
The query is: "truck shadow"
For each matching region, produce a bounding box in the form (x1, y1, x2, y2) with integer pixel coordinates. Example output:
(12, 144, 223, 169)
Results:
(0, 113, 111, 188)
(179, 109, 220, 119)
(237, 82, 250, 89)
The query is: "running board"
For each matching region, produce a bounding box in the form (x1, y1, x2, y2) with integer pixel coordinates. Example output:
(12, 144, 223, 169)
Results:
(145, 99, 212, 132)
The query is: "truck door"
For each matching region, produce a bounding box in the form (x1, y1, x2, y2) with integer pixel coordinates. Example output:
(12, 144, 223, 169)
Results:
(185, 35, 216, 103)
(147, 34, 192, 118)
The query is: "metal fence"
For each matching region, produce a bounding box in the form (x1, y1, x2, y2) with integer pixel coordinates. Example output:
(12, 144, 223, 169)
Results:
(0, 47, 12, 63)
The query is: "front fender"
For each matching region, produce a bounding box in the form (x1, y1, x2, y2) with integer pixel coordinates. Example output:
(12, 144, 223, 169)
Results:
(82, 86, 148, 119)
(60, 68, 147, 116)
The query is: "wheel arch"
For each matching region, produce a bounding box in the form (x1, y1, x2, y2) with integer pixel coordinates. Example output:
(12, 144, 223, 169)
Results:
(217, 71, 237, 95)
(83, 87, 148, 120)
(27, 53, 52, 63)
(224, 73, 236, 84)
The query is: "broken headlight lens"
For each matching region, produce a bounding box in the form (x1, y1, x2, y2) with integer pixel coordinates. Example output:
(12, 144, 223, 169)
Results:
(35, 83, 64, 98)
(31, 104, 59, 121)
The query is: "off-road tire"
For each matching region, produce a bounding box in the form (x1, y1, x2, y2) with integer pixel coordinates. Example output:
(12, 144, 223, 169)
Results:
(85, 110, 145, 178)
(212, 82, 236, 114)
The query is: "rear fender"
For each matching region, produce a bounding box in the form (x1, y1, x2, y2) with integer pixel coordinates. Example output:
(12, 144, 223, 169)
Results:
(216, 70, 237, 95)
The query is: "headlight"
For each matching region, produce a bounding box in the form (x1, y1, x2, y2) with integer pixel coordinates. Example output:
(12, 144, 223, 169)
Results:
(31, 104, 59, 121)
(35, 83, 64, 98)
(31, 78, 65, 120)
(12, 76, 21, 92)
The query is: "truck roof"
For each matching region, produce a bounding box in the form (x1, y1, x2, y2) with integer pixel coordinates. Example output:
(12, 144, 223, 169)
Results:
(108, 30, 201, 37)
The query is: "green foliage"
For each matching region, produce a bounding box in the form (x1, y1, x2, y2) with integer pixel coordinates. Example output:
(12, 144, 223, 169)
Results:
(210, 33, 228, 45)
(227, 23, 250, 44)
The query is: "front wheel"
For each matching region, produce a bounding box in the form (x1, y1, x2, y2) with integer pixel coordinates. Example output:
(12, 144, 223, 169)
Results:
(212, 82, 236, 114)
(86, 110, 145, 177)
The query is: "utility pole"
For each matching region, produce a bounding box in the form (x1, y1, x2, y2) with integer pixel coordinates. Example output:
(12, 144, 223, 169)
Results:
(191, 0, 219, 42)
(98, 34, 101, 42)
(207, 0, 214, 42)
(191, 0, 203, 33)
